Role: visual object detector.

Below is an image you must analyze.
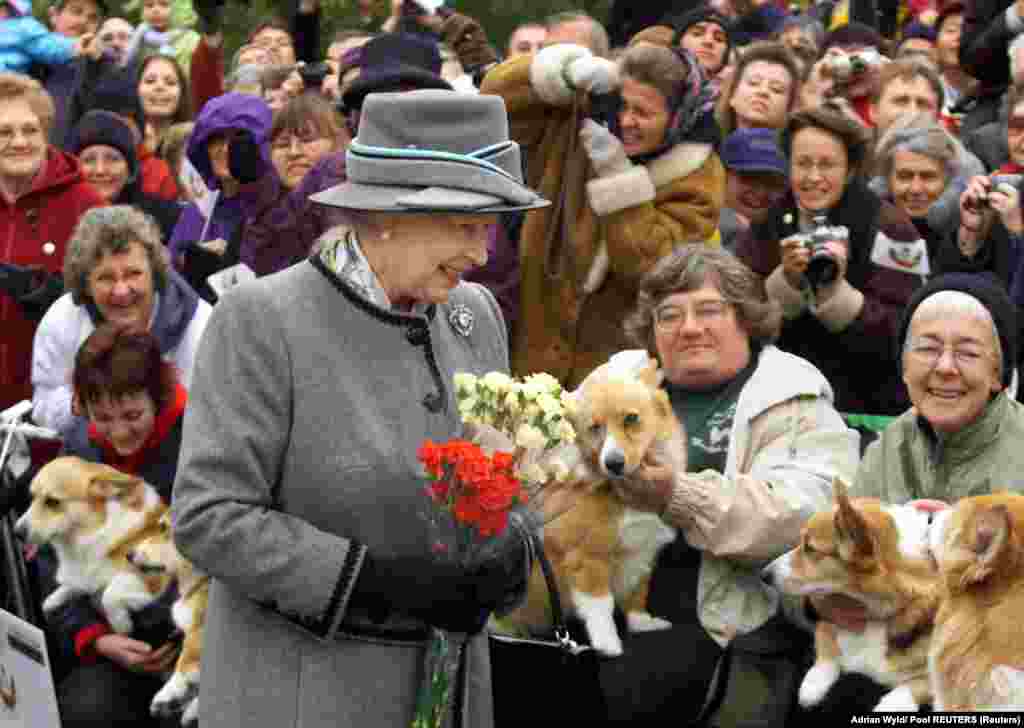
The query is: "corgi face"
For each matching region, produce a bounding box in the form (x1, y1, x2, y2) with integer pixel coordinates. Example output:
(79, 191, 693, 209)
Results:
(763, 480, 935, 616)
(570, 359, 679, 479)
(928, 493, 1024, 595)
(127, 511, 184, 578)
(15, 456, 147, 546)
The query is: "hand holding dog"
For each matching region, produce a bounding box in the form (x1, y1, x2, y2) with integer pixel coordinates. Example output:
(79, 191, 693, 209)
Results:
(95, 634, 179, 673)
(617, 459, 676, 516)
(809, 593, 868, 633)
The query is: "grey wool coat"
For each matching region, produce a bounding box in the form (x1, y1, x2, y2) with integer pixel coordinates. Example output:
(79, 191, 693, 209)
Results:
(170, 256, 515, 728)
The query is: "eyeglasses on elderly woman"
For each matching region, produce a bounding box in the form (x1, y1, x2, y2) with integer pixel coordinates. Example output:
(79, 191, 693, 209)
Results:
(653, 299, 735, 332)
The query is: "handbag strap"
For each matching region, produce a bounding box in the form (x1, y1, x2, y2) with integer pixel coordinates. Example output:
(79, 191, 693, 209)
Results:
(528, 531, 589, 654)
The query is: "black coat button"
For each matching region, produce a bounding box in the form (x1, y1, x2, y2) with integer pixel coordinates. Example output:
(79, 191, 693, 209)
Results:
(422, 392, 444, 412)
(406, 325, 429, 346)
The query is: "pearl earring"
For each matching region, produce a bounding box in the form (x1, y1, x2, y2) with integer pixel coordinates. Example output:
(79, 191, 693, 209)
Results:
(380, 230, 392, 241)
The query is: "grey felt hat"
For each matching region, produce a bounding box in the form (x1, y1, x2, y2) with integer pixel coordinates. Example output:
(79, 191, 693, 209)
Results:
(311, 89, 549, 214)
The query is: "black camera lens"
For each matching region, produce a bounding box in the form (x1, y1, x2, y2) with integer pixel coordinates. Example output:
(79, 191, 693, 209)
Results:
(805, 247, 838, 289)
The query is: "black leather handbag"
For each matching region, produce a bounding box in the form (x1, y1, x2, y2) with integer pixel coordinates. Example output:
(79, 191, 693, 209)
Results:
(488, 533, 608, 726)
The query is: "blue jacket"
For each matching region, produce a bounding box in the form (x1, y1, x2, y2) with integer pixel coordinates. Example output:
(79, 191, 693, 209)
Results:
(0, 16, 75, 74)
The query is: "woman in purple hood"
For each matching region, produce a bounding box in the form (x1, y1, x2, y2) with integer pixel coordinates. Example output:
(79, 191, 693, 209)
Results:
(166, 92, 272, 299)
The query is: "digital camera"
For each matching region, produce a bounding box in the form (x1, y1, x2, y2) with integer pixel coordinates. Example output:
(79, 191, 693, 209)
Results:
(790, 221, 850, 290)
(298, 62, 330, 90)
(964, 174, 1023, 211)
(823, 49, 881, 85)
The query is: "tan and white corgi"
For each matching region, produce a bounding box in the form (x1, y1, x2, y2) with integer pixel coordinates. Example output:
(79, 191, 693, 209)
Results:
(15, 456, 167, 634)
(927, 492, 1024, 711)
(128, 510, 209, 726)
(762, 479, 938, 711)
(502, 353, 683, 656)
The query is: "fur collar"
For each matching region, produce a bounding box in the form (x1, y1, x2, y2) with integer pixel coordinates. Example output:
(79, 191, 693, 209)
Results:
(646, 142, 713, 189)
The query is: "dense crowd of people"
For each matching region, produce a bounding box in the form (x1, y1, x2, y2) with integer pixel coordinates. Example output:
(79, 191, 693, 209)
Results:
(2, 0, 1024, 725)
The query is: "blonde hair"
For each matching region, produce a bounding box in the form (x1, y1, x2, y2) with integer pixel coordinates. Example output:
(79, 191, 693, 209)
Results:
(0, 73, 55, 136)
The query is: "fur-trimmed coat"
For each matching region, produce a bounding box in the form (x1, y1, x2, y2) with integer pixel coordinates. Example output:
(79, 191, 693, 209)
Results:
(480, 47, 725, 390)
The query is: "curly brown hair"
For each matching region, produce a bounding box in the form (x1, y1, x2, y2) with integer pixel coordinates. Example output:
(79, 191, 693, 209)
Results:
(624, 245, 781, 358)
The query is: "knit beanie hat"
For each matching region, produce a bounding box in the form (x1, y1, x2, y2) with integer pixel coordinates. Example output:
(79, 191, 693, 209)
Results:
(900, 21, 937, 44)
(90, 69, 146, 139)
(897, 273, 1018, 388)
(822, 21, 885, 55)
(668, 8, 733, 72)
(69, 110, 139, 181)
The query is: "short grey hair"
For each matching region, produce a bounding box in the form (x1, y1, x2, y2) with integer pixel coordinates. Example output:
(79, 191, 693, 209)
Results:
(903, 290, 1003, 377)
(63, 206, 169, 306)
(545, 11, 610, 58)
(1010, 34, 1024, 80)
(873, 113, 961, 195)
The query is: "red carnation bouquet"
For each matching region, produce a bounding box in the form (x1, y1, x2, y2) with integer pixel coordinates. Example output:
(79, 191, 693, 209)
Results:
(418, 439, 524, 557)
(411, 371, 584, 728)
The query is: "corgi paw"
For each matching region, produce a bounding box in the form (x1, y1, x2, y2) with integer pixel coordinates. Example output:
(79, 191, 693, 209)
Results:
(625, 611, 672, 633)
(181, 696, 198, 726)
(152, 673, 197, 718)
(798, 662, 840, 708)
(589, 629, 624, 657)
(105, 608, 134, 635)
(874, 686, 918, 712)
(42, 586, 77, 614)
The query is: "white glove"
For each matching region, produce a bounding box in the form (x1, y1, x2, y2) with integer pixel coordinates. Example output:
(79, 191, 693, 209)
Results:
(579, 119, 630, 176)
(565, 55, 620, 95)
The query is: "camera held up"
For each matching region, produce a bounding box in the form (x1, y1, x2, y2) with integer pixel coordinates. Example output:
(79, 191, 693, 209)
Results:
(790, 217, 850, 290)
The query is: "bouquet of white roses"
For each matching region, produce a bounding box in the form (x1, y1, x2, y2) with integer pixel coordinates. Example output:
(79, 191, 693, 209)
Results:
(453, 371, 585, 521)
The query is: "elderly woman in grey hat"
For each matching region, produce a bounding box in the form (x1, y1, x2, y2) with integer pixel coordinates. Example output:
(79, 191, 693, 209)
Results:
(170, 89, 548, 728)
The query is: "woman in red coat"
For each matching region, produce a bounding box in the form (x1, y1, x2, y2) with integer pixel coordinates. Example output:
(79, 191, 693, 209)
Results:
(0, 72, 103, 411)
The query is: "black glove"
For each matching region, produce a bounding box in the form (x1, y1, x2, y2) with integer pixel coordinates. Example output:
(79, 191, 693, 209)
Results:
(193, 0, 226, 35)
(350, 531, 529, 635)
(228, 130, 267, 184)
(0, 264, 64, 321)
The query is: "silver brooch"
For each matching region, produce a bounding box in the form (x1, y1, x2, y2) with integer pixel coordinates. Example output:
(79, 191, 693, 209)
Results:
(448, 304, 475, 337)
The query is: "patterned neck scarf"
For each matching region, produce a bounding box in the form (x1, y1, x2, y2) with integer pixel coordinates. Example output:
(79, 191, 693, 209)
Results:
(318, 228, 430, 315)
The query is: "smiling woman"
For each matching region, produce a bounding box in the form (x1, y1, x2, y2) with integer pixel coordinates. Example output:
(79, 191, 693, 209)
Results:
(31, 205, 212, 436)
(0, 73, 103, 411)
(735, 105, 927, 419)
(269, 93, 341, 192)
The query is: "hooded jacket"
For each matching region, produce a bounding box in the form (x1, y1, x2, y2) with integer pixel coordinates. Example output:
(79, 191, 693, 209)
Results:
(167, 93, 272, 264)
(31, 268, 211, 435)
(0, 148, 103, 410)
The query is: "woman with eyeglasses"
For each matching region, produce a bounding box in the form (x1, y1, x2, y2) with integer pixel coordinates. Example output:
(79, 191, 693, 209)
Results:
(806, 272, 1024, 718)
(599, 244, 857, 726)
(735, 105, 926, 427)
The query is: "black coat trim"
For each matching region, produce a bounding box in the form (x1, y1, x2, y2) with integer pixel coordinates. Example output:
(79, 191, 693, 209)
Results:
(309, 253, 448, 412)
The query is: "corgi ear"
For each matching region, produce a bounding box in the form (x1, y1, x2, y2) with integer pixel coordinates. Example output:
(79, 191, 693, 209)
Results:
(87, 471, 143, 501)
(653, 389, 673, 421)
(637, 358, 664, 389)
(962, 504, 1013, 586)
(834, 479, 874, 560)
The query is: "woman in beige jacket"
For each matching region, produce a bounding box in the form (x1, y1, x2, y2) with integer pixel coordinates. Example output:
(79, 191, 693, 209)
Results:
(602, 245, 859, 726)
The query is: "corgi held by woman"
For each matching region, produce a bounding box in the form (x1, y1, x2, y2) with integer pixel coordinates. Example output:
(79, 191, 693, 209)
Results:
(15, 456, 167, 634)
(501, 351, 683, 656)
(762, 479, 939, 711)
(928, 492, 1024, 711)
(129, 509, 209, 726)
